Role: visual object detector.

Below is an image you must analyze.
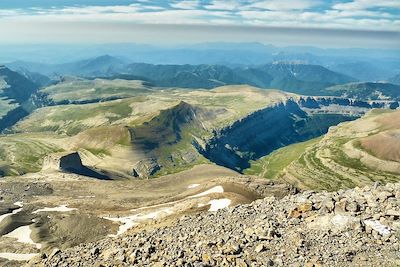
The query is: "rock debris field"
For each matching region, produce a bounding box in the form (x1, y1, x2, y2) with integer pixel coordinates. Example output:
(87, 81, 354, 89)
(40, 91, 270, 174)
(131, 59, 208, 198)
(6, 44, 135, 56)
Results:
(31, 182, 400, 267)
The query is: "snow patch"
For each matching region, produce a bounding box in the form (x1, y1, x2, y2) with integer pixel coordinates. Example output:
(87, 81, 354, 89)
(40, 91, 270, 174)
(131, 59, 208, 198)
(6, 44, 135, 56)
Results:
(208, 199, 231, 211)
(0, 252, 38, 261)
(187, 184, 200, 189)
(3, 225, 41, 249)
(105, 207, 174, 237)
(32, 205, 77, 214)
(14, 202, 23, 207)
(188, 186, 224, 198)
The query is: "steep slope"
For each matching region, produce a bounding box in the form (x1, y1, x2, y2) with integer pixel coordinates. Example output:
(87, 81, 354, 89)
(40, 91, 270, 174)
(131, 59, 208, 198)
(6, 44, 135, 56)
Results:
(278, 109, 400, 190)
(11, 68, 52, 88)
(0, 66, 40, 131)
(129, 101, 213, 177)
(0, 66, 38, 105)
(198, 99, 357, 171)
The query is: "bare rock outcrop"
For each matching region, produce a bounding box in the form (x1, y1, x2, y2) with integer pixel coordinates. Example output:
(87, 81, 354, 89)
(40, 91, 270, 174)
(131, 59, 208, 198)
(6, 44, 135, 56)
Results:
(32, 182, 400, 266)
(42, 152, 83, 172)
(42, 152, 109, 180)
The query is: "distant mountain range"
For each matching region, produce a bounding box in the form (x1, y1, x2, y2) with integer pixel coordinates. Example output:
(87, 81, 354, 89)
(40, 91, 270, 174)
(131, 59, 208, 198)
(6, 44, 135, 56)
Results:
(7, 55, 127, 78)
(3, 55, 400, 109)
(325, 82, 400, 101)
(328, 61, 400, 81)
(112, 61, 358, 95)
(2, 42, 399, 80)
(6, 56, 359, 95)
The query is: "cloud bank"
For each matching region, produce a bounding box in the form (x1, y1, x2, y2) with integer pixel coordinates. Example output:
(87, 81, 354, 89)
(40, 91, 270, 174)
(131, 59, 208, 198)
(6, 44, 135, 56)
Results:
(0, 0, 398, 46)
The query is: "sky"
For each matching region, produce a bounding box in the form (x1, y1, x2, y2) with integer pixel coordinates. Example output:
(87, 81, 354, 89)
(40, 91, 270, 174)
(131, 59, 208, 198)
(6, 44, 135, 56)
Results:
(0, 0, 399, 48)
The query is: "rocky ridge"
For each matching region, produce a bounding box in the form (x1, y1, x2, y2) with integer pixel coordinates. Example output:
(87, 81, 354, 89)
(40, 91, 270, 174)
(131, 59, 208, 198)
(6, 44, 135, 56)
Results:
(31, 182, 400, 266)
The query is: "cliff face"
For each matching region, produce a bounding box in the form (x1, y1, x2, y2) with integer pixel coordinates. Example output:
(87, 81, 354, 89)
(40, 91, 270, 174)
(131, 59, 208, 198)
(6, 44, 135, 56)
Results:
(198, 97, 399, 172)
(42, 152, 110, 180)
(298, 96, 400, 110)
(198, 99, 358, 171)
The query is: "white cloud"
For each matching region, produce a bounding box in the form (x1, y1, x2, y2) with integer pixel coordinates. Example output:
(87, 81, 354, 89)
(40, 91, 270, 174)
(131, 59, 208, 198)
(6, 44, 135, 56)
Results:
(332, 0, 400, 11)
(0, 0, 398, 33)
(205, 0, 243, 11)
(170, 0, 200, 9)
(249, 0, 321, 11)
(59, 4, 141, 15)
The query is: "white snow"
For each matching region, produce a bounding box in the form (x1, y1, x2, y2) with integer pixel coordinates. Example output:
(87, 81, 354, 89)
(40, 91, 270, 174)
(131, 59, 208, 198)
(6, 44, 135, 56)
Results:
(105, 207, 174, 237)
(187, 184, 200, 189)
(14, 202, 23, 207)
(0, 252, 38, 261)
(207, 199, 231, 211)
(131, 200, 181, 211)
(364, 220, 391, 236)
(104, 185, 227, 236)
(32, 205, 77, 214)
(4, 225, 41, 249)
(188, 186, 224, 198)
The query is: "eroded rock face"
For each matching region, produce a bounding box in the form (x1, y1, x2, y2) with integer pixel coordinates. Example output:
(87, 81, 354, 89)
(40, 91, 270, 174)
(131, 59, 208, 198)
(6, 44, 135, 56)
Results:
(42, 152, 109, 180)
(199, 100, 356, 171)
(34, 182, 400, 267)
(131, 158, 160, 179)
(59, 153, 84, 173)
(42, 152, 83, 172)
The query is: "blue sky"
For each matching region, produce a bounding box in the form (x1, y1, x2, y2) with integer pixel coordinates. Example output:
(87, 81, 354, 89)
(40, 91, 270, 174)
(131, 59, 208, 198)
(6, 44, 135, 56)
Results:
(0, 0, 399, 46)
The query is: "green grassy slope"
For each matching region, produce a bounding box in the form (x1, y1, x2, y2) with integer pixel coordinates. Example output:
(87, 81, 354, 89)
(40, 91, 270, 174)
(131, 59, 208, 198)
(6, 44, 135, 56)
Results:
(279, 110, 400, 190)
(0, 133, 64, 176)
(244, 137, 322, 179)
(41, 78, 153, 103)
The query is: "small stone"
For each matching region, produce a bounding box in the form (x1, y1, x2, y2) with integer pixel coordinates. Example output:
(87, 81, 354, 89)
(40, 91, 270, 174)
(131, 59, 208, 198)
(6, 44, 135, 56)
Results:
(320, 198, 335, 213)
(335, 199, 347, 214)
(236, 258, 248, 267)
(91, 247, 100, 256)
(255, 244, 265, 253)
(49, 248, 61, 259)
(202, 253, 212, 262)
(386, 209, 400, 217)
(289, 209, 302, 218)
(346, 202, 359, 212)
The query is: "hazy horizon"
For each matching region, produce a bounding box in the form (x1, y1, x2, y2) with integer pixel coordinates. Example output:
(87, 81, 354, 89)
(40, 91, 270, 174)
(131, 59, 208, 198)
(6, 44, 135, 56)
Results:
(0, 0, 399, 48)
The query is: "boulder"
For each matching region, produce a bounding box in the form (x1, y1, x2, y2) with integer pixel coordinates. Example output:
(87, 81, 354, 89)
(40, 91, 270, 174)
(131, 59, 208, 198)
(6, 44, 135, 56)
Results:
(42, 152, 84, 172)
(42, 151, 109, 179)
(132, 158, 160, 179)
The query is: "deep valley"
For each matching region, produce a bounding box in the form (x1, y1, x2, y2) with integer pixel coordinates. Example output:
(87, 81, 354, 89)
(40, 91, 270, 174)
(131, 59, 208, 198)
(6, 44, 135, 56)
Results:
(0, 41, 399, 267)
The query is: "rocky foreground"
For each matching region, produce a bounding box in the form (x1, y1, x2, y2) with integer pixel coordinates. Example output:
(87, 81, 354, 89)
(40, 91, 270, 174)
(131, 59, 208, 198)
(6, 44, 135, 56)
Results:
(31, 182, 400, 267)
